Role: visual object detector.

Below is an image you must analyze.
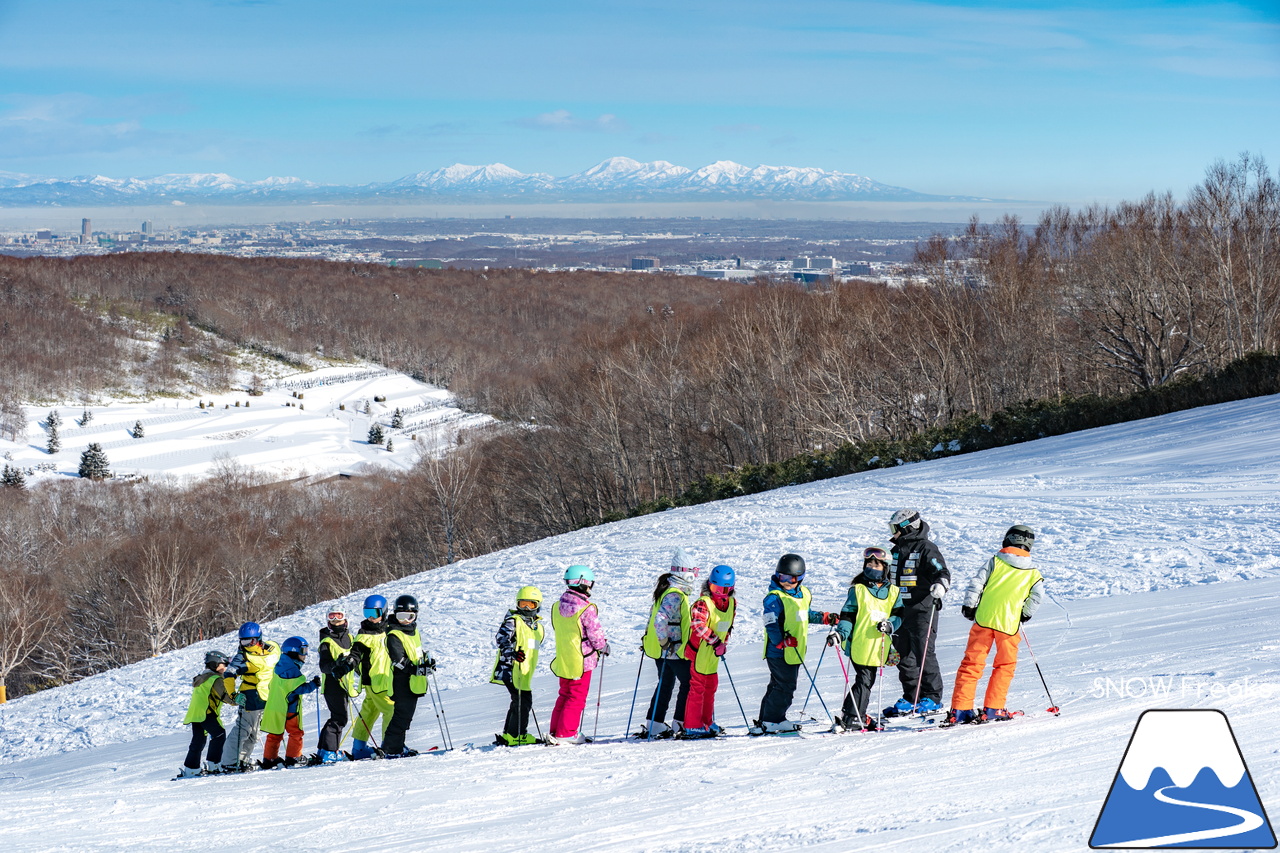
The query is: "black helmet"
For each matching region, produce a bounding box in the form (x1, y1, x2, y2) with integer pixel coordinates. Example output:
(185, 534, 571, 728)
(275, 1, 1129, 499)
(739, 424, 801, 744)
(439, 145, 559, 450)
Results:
(393, 594, 419, 612)
(1003, 525, 1035, 551)
(205, 650, 230, 668)
(776, 554, 806, 577)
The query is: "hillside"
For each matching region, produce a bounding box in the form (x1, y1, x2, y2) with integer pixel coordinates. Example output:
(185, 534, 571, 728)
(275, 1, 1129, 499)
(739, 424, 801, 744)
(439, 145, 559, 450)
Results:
(0, 394, 1277, 851)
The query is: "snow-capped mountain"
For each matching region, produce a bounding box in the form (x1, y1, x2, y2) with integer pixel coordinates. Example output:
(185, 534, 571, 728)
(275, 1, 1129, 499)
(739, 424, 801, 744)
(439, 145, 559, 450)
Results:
(0, 158, 988, 206)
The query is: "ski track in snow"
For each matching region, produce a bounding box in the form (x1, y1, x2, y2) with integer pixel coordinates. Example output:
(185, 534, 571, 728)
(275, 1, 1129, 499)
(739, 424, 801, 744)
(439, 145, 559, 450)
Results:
(2, 394, 1280, 851)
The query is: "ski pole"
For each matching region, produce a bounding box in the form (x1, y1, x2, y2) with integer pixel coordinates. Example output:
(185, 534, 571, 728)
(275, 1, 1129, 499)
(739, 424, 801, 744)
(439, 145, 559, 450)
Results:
(647, 658, 666, 741)
(799, 655, 834, 723)
(1020, 627, 1060, 715)
(592, 657, 605, 741)
(799, 634, 830, 718)
(529, 694, 545, 742)
(836, 642, 850, 684)
(424, 649, 454, 750)
(876, 634, 887, 729)
(624, 653, 645, 741)
(425, 676, 450, 750)
(910, 602, 940, 712)
(721, 657, 751, 729)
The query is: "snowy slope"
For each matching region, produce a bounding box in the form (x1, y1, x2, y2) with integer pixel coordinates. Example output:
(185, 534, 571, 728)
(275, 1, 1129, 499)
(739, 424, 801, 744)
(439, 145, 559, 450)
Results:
(1, 394, 1278, 852)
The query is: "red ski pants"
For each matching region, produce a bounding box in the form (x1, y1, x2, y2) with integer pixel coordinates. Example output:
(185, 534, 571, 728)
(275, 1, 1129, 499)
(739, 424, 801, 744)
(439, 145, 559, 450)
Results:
(262, 713, 304, 761)
(950, 624, 1021, 711)
(550, 671, 593, 738)
(684, 669, 719, 730)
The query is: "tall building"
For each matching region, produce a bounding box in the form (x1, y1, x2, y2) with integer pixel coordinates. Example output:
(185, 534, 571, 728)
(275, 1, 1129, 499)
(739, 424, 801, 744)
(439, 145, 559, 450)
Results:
(141, 220, 153, 235)
(631, 257, 658, 270)
(81, 218, 91, 245)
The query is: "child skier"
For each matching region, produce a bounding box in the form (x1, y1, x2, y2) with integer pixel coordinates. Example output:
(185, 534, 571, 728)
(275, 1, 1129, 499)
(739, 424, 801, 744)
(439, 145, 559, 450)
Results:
(491, 586, 546, 746)
(681, 565, 736, 738)
(260, 636, 321, 769)
(548, 565, 609, 744)
(883, 508, 951, 718)
(176, 650, 234, 779)
(638, 548, 697, 739)
(383, 594, 433, 757)
(316, 609, 360, 764)
(351, 594, 394, 759)
(830, 546, 903, 731)
(218, 622, 282, 772)
(753, 554, 838, 734)
(946, 525, 1044, 725)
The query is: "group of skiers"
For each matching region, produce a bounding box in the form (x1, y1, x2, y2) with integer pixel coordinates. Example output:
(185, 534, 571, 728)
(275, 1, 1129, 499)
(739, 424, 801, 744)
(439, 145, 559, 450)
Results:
(178, 508, 1045, 777)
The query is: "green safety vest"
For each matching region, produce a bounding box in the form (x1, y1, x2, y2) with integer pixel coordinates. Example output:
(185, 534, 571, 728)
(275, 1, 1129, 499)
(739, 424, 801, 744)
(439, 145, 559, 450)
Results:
(692, 595, 735, 675)
(642, 588, 691, 659)
(490, 613, 545, 691)
(261, 670, 306, 735)
(236, 640, 281, 701)
(320, 635, 359, 698)
(550, 602, 596, 680)
(182, 670, 221, 725)
(763, 587, 812, 664)
(354, 629, 392, 695)
(975, 556, 1043, 635)
(388, 626, 427, 697)
(847, 583, 900, 667)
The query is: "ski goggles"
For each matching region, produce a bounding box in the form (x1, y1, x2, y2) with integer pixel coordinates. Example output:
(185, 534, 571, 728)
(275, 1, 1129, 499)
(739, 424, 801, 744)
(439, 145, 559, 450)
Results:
(774, 573, 803, 585)
(363, 607, 383, 620)
(394, 610, 417, 622)
(863, 547, 890, 564)
(709, 583, 734, 596)
(670, 565, 700, 576)
(238, 637, 258, 647)
(516, 600, 540, 611)
(327, 610, 347, 623)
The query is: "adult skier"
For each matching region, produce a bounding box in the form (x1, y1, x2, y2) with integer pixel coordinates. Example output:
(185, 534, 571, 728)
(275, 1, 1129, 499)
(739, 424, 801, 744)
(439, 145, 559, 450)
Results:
(351, 594, 394, 759)
(260, 636, 320, 768)
(830, 546, 903, 731)
(638, 548, 697, 739)
(176, 650, 234, 778)
(681, 564, 736, 738)
(883, 509, 950, 717)
(491, 586, 546, 746)
(549, 565, 609, 744)
(218, 622, 281, 772)
(946, 525, 1044, 725)
(753, 554, 838, 734)
(382, 594, 433, 757)
(316, 609, 360, 764)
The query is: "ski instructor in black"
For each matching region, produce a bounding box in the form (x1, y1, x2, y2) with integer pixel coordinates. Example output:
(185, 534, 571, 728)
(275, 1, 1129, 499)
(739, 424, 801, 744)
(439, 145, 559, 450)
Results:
(883, 509, 950, 717)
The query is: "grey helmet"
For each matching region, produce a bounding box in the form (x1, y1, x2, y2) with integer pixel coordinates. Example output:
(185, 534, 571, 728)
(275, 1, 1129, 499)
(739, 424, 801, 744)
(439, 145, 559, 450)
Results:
(205, 650, 230, 668)
(1003, 524, 1035, 551)
(888, 508, 922, 538)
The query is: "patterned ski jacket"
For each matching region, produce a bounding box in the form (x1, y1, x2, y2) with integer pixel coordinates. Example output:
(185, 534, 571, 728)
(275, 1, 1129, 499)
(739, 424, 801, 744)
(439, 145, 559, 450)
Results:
(557, 588, 608, 673)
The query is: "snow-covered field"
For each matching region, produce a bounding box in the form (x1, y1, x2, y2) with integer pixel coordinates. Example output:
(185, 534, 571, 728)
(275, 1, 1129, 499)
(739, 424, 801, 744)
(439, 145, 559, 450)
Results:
(1, 365, 492, 481)
(2, 394, 1278, 852)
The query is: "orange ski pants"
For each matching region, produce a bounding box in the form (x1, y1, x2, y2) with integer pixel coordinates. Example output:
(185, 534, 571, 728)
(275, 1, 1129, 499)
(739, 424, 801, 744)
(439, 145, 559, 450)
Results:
(950, 624, 1021, 711)
(262, 713, 304, 761)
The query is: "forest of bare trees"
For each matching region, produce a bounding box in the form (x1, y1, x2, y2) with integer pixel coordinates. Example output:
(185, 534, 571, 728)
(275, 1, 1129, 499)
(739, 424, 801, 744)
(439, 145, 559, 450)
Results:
(1, 154, 1276, 698)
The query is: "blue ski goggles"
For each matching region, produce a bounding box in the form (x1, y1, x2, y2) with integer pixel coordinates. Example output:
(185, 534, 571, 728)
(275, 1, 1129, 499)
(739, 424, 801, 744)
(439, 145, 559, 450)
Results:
(363, 607, 383, 620)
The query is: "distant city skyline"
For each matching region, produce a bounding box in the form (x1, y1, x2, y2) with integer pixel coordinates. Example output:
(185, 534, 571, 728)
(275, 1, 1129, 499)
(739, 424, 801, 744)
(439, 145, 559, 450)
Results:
(1, 0, 1277, 206)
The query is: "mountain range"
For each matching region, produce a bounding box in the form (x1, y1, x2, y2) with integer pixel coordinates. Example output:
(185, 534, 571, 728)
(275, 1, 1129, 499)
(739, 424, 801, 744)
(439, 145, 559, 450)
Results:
(0, 157, 989, 206)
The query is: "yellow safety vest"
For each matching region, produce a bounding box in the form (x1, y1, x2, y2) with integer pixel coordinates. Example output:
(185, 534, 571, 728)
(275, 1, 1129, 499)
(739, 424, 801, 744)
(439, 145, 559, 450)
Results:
(388, 625, 427, 697)
(847, 583, 900, 667)
(490, 613, 545, 691)
(692, 595, 735, 675)
(762, 587, 812, 664)
(320, 635, 359, 698)
(261, 670, 306, 735)
(229, 640, 281, 701)
(354, 629, 392, 694)
(182, 671, 221, 725)
(642, 588, 691, 660)
(975, 556, 1043, 635)
(550, 602, 596, 679)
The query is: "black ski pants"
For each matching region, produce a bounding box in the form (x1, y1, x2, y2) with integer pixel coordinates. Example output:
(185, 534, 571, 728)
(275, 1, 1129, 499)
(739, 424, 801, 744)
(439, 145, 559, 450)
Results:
(184, 716, 225, 769)
(645, 656, 691, 726)
(893, 600, 944, 705)
(317, 677, 349, 752)
(381, 673, 421, 755)
(758, 657, 801, 723)
(502, 675, 533, 737)
(840, 663, 879, 724)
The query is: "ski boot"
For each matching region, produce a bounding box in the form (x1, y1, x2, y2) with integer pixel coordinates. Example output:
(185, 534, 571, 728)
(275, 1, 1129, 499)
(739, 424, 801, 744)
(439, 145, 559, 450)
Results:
(202, 761, 224, 775)
(350, 739, 375, 760)
(981, 707, 1021, 723)
(914, 697, 944, 716)
(635, 720, 673, 740)
(174, 765, 202, 780)
(942, 708, 978, 727)
(882, 697, 914, 718)
(512, 734, 539, 746)
(680, 726, 717, 739)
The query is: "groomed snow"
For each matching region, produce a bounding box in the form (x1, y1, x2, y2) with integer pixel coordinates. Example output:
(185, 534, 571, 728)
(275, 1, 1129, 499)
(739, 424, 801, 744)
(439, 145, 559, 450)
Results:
(1, 394, 1278, 851)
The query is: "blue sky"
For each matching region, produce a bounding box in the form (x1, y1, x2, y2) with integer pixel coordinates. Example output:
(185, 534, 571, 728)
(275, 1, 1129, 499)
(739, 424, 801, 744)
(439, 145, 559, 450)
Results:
(0, 0, 1276, 202)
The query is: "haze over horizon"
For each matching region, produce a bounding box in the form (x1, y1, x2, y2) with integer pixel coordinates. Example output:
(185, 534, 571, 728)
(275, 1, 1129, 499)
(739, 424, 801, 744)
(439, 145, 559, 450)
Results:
(1, 0, 1277, 208)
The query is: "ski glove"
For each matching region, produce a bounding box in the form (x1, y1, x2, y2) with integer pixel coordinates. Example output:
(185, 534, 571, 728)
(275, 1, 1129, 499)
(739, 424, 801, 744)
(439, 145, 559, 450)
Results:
(513, 649, 527, 663)
(825, 632, 839, 647)
(423, 656, 437, 673)
(233, 692, 247, 707)
(1020, 613, 1031, 623)
(599, 642, 612, 657)
(311, 675, 321, 687)
(777, 636, 799, 649)
(930, 582, 947, 600)
(821, 612, 840, 626)
(710, 640, 727, 657)
(877, 620, 893, 635)
(961, 605, 977, 621)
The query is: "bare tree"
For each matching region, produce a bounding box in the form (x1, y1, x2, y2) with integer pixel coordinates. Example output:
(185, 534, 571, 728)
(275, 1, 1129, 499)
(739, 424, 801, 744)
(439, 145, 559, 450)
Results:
(120, 540, 211, 658)
(0, 567, 53, 701)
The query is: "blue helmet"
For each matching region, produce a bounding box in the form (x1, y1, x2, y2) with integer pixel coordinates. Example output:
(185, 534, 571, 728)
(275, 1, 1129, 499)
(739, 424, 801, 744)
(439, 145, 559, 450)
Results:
(363, 594, 387, 619)
(564, 565, 595, 585)
(238, 621, 262, 640)
(281, 636, 308, 656)
(709, 565, 736, 588)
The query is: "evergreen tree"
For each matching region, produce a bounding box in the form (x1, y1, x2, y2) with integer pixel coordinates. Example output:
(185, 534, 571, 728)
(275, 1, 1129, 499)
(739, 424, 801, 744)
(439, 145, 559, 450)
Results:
(46, 409, 61, 429)
(386, 439, 394, 453)
(47, 421, 60, 454)
(391, 408, 404, 429)
(80, 408, 93, 426)
(1, 463, 25, 489)
(132, 420, 145, 439)
(367, 423, 385, 445)
(78, 443, 111, 480)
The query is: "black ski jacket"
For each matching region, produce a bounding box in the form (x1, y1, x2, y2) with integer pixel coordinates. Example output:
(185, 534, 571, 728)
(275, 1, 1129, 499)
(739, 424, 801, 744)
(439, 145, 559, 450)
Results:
(318, 624, 352, 677)
(890, 520, 951, 608)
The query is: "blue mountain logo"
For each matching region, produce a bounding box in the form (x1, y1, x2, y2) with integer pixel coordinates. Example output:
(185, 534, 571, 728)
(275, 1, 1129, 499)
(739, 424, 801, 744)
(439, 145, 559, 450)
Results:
(1091, 709, 1276, 848)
